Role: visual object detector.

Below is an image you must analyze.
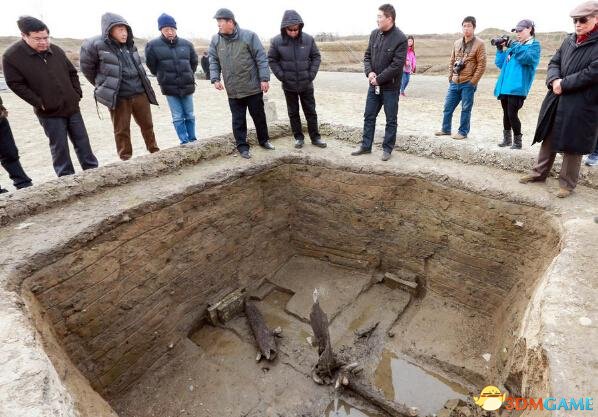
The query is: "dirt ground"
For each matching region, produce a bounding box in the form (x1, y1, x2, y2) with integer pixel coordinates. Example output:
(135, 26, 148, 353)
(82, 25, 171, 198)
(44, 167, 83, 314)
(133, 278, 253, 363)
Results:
(0, 71, 550, 190)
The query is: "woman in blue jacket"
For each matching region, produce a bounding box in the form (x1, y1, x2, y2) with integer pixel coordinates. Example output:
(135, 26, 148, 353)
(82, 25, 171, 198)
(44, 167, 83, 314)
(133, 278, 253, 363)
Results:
(494, 19, 541, 149)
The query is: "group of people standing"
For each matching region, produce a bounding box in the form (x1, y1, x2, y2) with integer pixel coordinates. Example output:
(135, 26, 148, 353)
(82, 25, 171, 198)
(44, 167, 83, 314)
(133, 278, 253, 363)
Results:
(0, 2, 597, 199)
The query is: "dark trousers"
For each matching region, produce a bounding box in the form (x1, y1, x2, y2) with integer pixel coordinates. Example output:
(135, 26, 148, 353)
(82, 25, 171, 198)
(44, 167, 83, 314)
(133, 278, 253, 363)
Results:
(228, 92, 270, 153)
(361, 86, 399, 153)
(109, 93, 159, 161)
(500, 95, 526, 135)
(37, 112, 98, 177)
(0, 118, 32, 189)
(283, 88, 320, 141)
(530, 138, 583, 190)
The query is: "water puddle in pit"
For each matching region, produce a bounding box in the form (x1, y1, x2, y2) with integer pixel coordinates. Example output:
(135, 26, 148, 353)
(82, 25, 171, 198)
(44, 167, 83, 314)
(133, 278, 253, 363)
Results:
(374, 350, 468, 416)
(324, 398, 382, 417)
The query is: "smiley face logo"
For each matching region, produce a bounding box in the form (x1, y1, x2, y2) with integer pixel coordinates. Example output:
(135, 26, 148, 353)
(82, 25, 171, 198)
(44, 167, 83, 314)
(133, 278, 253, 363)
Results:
(473, 386, 507, 411)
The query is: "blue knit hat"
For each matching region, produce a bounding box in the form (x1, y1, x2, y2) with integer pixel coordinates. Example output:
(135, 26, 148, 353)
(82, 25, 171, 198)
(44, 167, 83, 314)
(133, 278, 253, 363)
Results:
(158, 13, 176, 30)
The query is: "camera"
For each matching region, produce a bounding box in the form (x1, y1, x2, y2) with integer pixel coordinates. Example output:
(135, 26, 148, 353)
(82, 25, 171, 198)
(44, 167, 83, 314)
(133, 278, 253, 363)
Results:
(491, 35, 512, 48)
(453, 59, 465, 74)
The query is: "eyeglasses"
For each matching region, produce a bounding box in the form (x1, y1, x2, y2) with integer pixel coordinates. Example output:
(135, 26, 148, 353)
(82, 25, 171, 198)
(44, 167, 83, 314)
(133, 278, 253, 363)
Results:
(573, 16, 589, 24)
(286, 27, 300, 32)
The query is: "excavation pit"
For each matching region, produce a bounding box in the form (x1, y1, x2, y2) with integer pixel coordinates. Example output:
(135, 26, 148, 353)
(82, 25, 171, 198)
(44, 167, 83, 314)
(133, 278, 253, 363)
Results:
(1, 128, 596, 417)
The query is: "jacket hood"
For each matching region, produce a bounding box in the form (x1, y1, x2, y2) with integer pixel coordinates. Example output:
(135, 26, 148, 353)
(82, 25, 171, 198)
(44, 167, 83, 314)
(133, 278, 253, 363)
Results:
(101, 12, 133, 44)
(280, 10, 304, 36)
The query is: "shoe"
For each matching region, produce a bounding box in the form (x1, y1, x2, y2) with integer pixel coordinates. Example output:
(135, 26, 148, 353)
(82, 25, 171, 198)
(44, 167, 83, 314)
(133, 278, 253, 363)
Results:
(240, 150, 251, 159)
(519, 174, 543, 184)
(381, 151, 391, 161)
(585, 153, 598, 166)
(511, 134, 523, 150)
(0, 187, 8, 194)
(16, 182, 33, 190)
(351, 146, 371, 156)
(556, 187, 572, 198)
(294, 138, 304, 149)
(311, 137, 327, 148)
(260, 141, 275, 150)
(434, 130, 451, 136)
(451, 133, 467, 140)
(498, 130, 512, 147)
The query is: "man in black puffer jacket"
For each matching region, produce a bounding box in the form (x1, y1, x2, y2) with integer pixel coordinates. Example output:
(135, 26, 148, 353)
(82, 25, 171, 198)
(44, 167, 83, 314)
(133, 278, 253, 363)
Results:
(80, 13, 159, 161)
(351, 4, 407, 161)
(268, 10, 325, 149)
(146, 13, 199, 145)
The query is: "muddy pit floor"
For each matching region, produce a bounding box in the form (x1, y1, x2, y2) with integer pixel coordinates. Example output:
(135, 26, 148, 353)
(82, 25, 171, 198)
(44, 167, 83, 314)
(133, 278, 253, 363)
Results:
(112, 256, 489, 417)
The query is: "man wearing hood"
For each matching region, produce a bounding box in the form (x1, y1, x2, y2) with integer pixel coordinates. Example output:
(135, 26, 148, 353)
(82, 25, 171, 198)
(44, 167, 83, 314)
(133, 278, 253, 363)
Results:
(208, 8, 274, 159)
(146, 13, 199, 145)
(80, 13, 160, 161)
(3, 16, 98, 177)
(268, 10, 325, 149)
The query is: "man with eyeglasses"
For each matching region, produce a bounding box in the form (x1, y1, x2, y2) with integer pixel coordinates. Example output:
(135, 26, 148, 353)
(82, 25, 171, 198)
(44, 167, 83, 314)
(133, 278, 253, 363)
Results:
(351, 3, 407, 161)
(268, 10, 326, 149)
(520, 0, 598, 198)
(209, 8, 274, 159)
(2, 16, 98, 177)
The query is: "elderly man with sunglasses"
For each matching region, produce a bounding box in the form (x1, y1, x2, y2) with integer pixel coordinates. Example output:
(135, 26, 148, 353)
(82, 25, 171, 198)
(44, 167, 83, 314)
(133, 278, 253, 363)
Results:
(268, 10, 326, 149)
(520, 0, 598, 198)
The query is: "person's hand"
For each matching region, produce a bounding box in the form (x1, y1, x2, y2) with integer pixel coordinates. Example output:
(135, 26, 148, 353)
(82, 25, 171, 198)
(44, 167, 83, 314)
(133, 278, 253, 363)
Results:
(214, 81, 224, 90)
(368, 72, 376, 83)
(261, 81, 269, 93)
(0, 105, 7, 119)
(370, 76, 379, 86)
(552, 78, 563, 95)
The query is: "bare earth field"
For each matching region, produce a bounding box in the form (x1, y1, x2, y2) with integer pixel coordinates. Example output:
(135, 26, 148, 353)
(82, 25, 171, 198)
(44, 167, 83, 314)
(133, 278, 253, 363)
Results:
(1, 71, 550, 189)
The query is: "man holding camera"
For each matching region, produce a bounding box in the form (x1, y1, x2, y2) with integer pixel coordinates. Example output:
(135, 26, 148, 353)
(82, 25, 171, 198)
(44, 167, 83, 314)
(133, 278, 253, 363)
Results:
(435, 16, 486, 140)
(520, 0, 598, 197)
(351, 4, 407, 161)
(493, 20, 541, 149)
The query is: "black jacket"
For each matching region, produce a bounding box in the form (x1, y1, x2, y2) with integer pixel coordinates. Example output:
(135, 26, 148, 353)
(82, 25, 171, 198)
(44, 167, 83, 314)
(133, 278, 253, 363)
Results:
(268, 10, 321, 92)
(2, 41, 82, 117)
(80, 12, 158, 109)
(364, 25, 408, 91)
(145, 35, 198, 97)
(533, 31, 598, 154)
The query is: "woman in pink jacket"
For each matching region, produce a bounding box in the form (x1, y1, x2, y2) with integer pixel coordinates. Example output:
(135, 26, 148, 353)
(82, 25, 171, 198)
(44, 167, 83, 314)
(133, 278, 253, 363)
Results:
(400, 35, 416, 96)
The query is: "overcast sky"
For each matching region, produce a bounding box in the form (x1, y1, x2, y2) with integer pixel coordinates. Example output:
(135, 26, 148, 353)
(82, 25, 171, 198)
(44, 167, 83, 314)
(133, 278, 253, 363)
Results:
(0, 0, 584, 40)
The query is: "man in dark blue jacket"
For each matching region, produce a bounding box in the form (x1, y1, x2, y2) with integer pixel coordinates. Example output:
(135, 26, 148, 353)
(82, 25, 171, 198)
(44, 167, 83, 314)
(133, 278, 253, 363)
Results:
(268, 10, 326, 149)
(351, 4, 407, 161)
(146, 14, 199, 145)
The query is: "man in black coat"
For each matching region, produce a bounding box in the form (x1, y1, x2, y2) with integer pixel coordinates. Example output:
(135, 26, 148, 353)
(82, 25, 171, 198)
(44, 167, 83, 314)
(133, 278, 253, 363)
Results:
(200, 52, 210, 80)
(520, 1, 598, 197)
(268, 10, 326, 149)
(146, 13, 199, 145)
(351, 4, 407, 161)
(0, 96, 32, 192)
(2, 16, 98, 177)
(80, 13, 159, 161)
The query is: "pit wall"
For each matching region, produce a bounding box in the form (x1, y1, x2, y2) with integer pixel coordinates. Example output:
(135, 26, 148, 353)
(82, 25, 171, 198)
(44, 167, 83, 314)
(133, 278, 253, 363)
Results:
(23, 167, 293, 397)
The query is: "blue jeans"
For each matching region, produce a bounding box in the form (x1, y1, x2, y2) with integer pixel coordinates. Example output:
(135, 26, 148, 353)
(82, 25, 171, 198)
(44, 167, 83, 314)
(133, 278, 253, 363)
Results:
(165, 95, 196, 144)
(400, 72, 410, 93)
(441, 81, 477, 136)
(361, 86, 399, 153)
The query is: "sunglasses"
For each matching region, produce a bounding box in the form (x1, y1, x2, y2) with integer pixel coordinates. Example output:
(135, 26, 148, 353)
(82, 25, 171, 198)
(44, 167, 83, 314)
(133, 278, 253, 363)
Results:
(573, 16, 589, 24)
(286, 27, 300, 32)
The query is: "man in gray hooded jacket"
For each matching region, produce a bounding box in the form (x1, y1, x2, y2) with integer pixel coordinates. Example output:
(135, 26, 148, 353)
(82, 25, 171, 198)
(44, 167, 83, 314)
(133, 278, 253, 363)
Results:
(209, 8, 274, 159)
(268, 10, 325, 149)
(80, 13, 160, 161)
